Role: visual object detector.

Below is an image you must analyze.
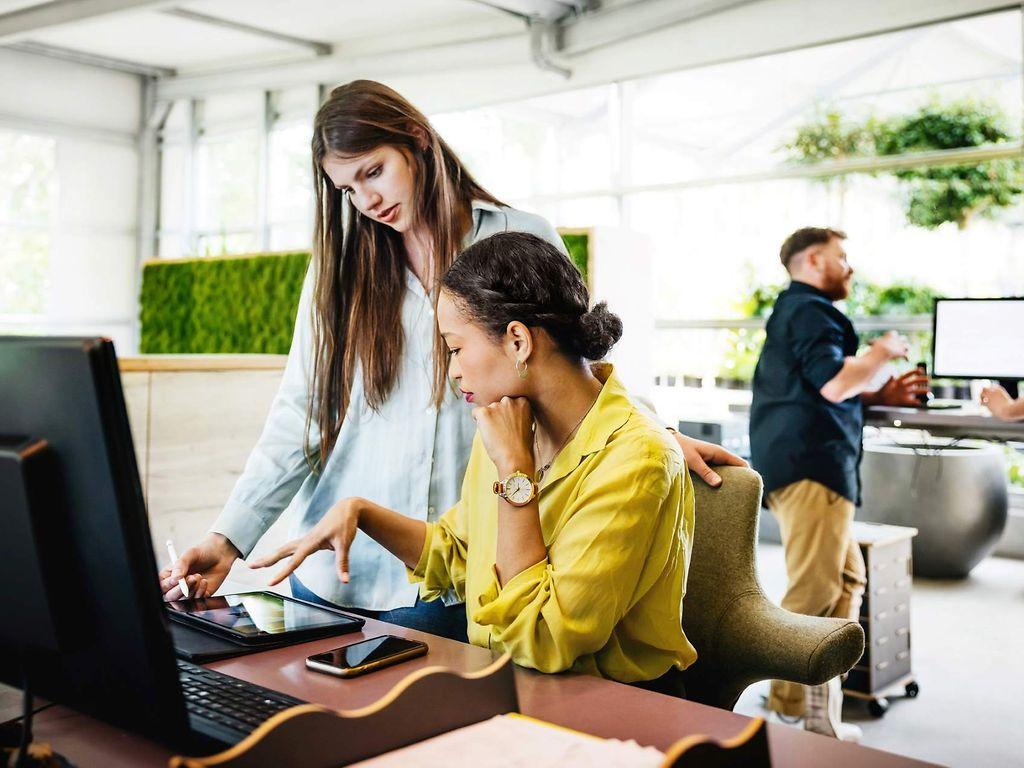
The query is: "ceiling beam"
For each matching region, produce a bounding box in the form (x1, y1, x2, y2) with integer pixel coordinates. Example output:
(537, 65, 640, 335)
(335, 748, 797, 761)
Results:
(561, 0, 767, 56)
(161, 8, 332, 57)
(0, 0, 173, 45)
(155, 0, 1017, 108)
(7, 39, 174, 76)
(469, 0, 591, 22)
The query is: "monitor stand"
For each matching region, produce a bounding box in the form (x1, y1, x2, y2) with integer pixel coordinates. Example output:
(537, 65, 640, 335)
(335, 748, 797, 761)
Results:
(998, 379, 1020, 399)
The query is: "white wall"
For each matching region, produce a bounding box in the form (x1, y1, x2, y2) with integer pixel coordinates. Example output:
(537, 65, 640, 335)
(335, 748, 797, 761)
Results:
(0, 47, 142, 353)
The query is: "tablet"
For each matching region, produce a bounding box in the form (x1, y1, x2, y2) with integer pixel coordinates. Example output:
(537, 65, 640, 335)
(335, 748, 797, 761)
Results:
(165, 591, 364, 645)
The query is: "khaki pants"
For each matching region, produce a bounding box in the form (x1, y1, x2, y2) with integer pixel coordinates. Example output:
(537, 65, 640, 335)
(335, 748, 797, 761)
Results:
(766, 479, 866, 717)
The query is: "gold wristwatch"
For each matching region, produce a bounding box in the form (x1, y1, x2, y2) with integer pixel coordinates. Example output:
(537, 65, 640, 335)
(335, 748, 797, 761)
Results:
(493, 470, 538, 507)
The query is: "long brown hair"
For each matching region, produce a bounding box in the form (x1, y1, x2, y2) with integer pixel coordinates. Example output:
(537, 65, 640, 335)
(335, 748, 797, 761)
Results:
(308, 80, 502, 468)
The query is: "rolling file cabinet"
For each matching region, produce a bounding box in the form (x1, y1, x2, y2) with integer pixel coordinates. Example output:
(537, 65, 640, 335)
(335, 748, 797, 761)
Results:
(844, 521, 920, 717)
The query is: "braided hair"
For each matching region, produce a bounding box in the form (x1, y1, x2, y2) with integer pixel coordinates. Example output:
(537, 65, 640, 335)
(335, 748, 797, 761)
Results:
(441, 231, 622, 361)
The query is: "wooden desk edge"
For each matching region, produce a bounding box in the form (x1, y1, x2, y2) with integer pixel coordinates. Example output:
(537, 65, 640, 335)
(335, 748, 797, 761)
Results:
(119, 355, 287, 372)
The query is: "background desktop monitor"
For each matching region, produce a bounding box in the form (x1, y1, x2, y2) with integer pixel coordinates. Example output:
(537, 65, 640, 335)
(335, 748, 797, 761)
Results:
(0, 336, 193, 745)
(932, 298, 1024, 396)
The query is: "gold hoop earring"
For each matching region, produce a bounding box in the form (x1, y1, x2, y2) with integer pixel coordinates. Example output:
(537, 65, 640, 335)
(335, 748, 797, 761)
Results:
(515, 360, 528, 379)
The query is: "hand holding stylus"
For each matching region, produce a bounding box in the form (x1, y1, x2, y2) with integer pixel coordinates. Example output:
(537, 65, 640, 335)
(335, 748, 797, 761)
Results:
(158, 532, 240, 601)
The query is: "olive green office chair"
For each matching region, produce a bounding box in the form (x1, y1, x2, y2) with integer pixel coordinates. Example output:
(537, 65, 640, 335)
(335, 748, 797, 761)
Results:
(678, 466, 865, 710)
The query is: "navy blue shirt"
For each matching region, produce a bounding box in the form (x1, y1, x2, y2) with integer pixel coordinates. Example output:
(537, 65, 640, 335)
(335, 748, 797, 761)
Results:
(750, 281, 863, 504)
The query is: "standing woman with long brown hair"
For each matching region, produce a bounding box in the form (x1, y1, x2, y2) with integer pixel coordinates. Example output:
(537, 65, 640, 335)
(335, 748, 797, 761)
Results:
(159, 80, 742, 641)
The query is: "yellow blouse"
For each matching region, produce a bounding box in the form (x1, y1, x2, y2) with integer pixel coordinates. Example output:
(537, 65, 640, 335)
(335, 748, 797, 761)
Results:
(409, 365, 698, 683)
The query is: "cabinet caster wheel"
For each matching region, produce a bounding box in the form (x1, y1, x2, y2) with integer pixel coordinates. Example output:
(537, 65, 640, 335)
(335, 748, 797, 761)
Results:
(868, 698, 889, 718)
(905, 682, 920, 698)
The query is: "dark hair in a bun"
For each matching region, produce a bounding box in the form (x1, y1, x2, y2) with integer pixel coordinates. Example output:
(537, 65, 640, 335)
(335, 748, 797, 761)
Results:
(441, 231, 623, 361)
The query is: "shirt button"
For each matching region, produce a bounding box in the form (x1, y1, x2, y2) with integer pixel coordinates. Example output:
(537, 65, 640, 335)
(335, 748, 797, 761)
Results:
(427, 506, 436, 518)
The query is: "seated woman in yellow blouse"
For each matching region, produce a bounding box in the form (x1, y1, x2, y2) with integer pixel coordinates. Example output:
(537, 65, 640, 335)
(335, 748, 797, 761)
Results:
(253, 231, 697, 691)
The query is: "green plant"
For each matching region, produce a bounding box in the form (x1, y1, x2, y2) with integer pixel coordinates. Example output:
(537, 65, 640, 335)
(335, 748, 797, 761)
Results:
(718, 327, 764, 383)
(1005, 445, 1024, 491)
(561, 232, 589, 284)
(734, 267, 783, 319)
(139, 251, 311, 354)
(875, 101, 1023, 229)
(786, 101, 1023, 230)
(784, 109, 875, 167)
(844, 281, 938, 316)
(140, 233, 588, 354)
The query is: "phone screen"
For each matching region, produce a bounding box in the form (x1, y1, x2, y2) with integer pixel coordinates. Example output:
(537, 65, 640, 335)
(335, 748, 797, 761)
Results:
(309, 635, 426, 671)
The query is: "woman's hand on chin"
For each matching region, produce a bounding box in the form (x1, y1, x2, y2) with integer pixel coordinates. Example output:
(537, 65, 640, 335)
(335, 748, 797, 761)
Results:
(249, 497, 363, 586)
(472, 396, 535, 474)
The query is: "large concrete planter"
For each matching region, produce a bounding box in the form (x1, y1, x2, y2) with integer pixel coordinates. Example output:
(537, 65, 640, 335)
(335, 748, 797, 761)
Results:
(859, 438, 1008, 577)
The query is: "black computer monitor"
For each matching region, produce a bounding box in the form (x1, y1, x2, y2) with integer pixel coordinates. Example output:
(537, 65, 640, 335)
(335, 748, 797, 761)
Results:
(0, 337, 193, 745)
(932, 297, 1024, 398)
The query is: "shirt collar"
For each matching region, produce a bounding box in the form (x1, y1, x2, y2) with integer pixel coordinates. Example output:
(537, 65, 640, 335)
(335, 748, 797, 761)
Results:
(787, 280, 833, 301)
(466, 199, 502, 246)
(538, 362, 633, 490)
(471, 199, 502, 216)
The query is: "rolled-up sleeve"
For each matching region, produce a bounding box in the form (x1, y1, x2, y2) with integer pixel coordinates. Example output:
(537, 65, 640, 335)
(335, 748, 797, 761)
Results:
(472, 453, 675, 674)
(209, 265, 319, 556)
(789, 303, 848, 391)
(409, 503, 470, 602)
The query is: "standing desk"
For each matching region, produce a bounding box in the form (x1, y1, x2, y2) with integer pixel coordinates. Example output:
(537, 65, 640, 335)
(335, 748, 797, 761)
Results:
(30, 615, 941, 767)
(865, 405, 1024, 441)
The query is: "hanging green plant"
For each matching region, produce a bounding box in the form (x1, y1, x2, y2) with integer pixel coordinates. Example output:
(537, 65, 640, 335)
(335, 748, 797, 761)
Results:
(784, 109, 874, 167)
(874, 101, 1023, 229)
(786, 101, 1022, 230)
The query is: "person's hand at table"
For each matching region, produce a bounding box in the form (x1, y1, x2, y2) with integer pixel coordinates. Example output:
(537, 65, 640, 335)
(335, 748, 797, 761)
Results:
(670, 432, 748, 487)
(250, 498, 363, 586)
(980, 384, 1024, 421)
(159, 532, 241, 601)
(863, 369, 930, 407)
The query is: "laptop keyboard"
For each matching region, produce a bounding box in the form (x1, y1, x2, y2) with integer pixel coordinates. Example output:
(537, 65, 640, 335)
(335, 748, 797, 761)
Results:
(177, 660, 307, 736)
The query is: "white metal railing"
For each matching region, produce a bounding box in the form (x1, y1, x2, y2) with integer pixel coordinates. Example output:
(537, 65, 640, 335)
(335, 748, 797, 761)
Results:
(656, 314, 933, 332)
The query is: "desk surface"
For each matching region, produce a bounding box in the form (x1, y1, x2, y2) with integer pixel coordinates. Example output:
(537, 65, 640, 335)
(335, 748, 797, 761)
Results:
(865, 405, 1024, 440)
(33, 615, 940, 767)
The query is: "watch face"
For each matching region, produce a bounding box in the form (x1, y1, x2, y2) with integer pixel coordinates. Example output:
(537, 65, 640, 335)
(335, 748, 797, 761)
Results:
(506, 474, 534, 504)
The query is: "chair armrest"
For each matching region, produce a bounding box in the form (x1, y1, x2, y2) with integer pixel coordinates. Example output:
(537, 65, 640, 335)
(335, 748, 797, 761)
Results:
(718, 591, 865, 685)
(682, 590, 865, 710)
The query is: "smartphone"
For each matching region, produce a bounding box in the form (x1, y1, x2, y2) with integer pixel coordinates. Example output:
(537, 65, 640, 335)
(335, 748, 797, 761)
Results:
(306, 635, 428, 678)
(915, 361, 930, 406)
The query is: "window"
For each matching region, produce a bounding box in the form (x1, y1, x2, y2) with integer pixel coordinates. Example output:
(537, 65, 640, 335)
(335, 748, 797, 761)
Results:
(157, 87, 317, 257)
(267, 121, 313, 250)
(0, 131, 56, 316)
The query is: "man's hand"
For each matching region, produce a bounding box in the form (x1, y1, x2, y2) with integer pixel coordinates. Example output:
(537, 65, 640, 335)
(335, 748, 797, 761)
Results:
(671, 432, 748, 487)
(870, 331, 910, 362)
(158, 532, 241, 601)
(862, 369, 930, 407)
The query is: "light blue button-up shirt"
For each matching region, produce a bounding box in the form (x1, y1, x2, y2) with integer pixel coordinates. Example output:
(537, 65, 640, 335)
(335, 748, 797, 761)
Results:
(210, 202, 566, 610)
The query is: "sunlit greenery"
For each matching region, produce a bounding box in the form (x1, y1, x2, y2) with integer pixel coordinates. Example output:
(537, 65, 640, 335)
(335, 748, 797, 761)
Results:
(787, 101, 1023, 230)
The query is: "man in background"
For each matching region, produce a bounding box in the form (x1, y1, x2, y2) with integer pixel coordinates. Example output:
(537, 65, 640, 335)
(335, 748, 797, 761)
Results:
(750, 227, 928, 741)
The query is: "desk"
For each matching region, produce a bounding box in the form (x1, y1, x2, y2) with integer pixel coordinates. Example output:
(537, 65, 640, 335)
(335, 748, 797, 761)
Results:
(32, 616, 940, 768)
(865, 405, 1024, 441)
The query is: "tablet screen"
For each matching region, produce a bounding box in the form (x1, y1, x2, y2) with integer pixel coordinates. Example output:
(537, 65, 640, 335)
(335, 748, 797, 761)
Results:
(167, 592, 357, 637)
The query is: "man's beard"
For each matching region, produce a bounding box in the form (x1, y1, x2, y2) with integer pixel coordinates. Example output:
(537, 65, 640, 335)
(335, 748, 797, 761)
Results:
(826, 276, 852, 301)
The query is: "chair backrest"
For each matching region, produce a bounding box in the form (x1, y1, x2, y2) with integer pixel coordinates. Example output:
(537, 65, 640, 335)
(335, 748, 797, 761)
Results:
(678, 465, 768, 707)
(678, 465, 865, 709)
(680, 465, 765, 660)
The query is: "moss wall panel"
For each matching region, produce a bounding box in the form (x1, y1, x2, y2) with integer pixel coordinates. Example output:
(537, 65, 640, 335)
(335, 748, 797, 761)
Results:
(140, 233, 586, 354)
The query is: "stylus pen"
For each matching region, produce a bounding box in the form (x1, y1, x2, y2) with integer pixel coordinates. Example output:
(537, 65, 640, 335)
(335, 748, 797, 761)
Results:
(166, 539, 190, 599)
